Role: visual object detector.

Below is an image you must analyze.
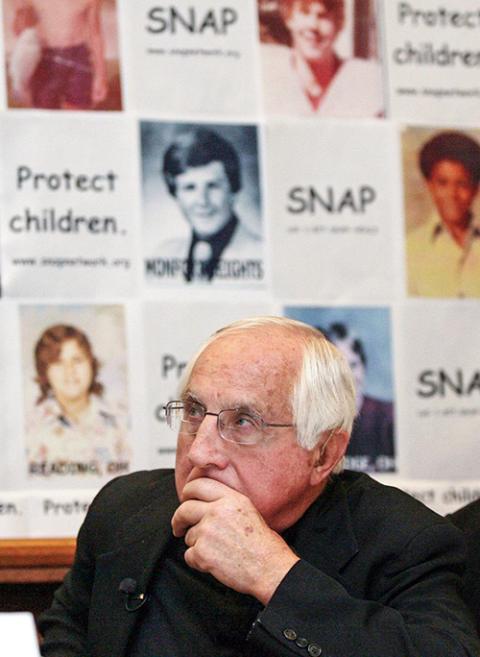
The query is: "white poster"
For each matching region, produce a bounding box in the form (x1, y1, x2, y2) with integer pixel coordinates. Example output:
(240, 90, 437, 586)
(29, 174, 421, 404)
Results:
(141, 120, 265, 289)
(121, 0, 259, 117)
(144, 301, 272, 468)
(20, 304, 132, 486)
(1, 113, 138, 298)
(384, 0, 480, 123)
(397, 302, 480, 479)
(267, 120, 397, 300)
(258, 0, 384, 118)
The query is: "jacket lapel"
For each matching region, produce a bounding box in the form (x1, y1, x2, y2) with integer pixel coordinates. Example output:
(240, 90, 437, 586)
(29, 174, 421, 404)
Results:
(289, 477, 359, 584)
(89, 474, 179, 657)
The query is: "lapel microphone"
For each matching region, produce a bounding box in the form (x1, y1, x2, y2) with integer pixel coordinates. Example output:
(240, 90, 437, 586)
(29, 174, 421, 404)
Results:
(118, 577, 148, 612)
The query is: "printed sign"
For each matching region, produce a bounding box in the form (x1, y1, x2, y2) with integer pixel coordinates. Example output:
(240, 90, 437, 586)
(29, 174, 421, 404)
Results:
(267, 120, 397, 300)
(384, 0, 480, 122)
(122, 0, 259, 117)
(1, 114, 137, 297)
(397, 303, 480, 479)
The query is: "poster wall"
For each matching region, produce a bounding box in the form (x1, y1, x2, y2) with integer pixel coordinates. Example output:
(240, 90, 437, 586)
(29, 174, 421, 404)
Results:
(0, 1, 479, 538)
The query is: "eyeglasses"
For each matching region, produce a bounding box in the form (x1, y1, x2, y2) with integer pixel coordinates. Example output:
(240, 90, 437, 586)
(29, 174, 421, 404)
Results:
(163, 400, 294, 446)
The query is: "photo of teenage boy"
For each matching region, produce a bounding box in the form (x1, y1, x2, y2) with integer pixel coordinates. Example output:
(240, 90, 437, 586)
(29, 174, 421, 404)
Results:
(406, 131, 480, 298)
(3, 0, 122, 110)
(322, 322, 395, 472)
(258, 0, 382, 117)
(142, 122, 264, 286)
(26, 323, 130, 477)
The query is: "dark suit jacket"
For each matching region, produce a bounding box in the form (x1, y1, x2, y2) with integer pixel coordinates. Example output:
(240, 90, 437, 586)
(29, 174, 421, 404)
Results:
(39, 469, 480, 657)
(450, 498, 480, 635)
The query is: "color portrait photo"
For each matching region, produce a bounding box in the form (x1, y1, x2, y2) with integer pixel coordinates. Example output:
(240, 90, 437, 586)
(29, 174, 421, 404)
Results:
(141, 121, 264, 288)
(403, 127, 480, 298)
(258, 0, 383, 117)
(2, 0, 122, 110)
(285, 305, 396, 473)
(21, 304, 131, 480)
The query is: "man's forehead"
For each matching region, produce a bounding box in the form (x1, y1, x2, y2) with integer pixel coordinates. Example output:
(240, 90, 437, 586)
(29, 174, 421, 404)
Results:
(187, 330, 302, 404)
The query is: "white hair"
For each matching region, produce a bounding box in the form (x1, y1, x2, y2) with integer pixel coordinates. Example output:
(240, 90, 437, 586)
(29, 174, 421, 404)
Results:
(178, 316, 356, 473)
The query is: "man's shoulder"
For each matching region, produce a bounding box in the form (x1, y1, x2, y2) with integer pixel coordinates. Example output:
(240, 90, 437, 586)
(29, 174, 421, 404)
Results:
(339, 471, 453, 543)
(449, 498, 480, 535)
(88, 469, 175, 517)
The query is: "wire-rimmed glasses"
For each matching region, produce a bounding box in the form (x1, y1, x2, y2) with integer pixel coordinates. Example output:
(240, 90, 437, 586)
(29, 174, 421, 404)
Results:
(163, 399, 294, 446)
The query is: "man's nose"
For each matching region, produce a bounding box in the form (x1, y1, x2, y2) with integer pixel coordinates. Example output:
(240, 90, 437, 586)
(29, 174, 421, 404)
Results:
(186, 415, 228, 469)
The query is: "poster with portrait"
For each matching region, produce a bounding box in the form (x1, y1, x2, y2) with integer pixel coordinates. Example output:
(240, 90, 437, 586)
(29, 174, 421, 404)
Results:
(285, 305, 396, 473)
(121, 0, 259, 117)
(20, 304, 132, 485)
(396, 302, 480, 480)
(402, 126, 480, 298)
(143, 300, 272, 468)
(384, 0, 480, 123)
(141, 120, 265, 289)
(1, 113, 138, 298)
(267, 120, 398, 300)
(258, 0, 383, 118)
(2, 0, 123, 111)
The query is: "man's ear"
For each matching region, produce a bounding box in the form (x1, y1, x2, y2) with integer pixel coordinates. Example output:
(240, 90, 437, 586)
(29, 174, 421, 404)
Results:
(310, 430, 349, 485)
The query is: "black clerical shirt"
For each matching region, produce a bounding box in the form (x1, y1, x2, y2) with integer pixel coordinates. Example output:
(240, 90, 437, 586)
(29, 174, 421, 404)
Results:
(128, 536, 261, 657)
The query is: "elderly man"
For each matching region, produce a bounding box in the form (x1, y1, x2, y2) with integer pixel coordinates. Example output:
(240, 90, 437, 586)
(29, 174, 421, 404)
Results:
(39, 317, 479, 656)
(407, 130, 480, 297)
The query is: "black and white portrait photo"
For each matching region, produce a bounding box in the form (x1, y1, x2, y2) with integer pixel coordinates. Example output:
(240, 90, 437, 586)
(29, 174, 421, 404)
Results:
(141, 121, 264, 288)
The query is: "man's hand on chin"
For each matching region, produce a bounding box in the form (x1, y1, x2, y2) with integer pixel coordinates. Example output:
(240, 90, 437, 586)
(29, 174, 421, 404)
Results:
(171, 477, 299, 605)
